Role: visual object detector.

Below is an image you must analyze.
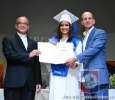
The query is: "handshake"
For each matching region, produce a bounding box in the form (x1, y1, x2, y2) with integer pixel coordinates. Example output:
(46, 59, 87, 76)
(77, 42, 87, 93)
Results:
(64, 57, 79, 69)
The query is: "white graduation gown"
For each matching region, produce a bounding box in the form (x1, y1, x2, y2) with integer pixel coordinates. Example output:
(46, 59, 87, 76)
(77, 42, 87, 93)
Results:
(45, 40, 83, 100)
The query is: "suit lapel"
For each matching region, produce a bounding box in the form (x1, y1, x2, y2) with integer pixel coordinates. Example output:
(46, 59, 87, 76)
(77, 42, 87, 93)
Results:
(27, 36, 32, 52)
(85, 28, 96, 50)
(81, 37, 84, 52)
(14, 33, 27, 51)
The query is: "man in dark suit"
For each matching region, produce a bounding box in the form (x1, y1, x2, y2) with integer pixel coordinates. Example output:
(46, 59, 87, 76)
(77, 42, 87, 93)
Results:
(65, 12, 110, 100)
(2, 16, 42, 100)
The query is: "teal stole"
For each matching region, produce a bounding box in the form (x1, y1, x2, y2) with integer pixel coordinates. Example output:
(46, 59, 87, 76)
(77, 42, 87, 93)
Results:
(49, 36, 80, 76)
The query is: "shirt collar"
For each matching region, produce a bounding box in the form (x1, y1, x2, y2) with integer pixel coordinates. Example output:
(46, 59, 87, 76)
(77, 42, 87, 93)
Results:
(17, 32, 27, 38)
(83, 26, 94, 37)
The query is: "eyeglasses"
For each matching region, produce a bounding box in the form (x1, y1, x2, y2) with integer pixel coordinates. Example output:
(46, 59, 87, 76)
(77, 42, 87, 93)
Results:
(16, 22, 29, 26)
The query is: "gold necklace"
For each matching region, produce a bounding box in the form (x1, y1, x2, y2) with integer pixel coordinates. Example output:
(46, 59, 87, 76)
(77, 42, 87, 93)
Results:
(60, 37, 68, 42)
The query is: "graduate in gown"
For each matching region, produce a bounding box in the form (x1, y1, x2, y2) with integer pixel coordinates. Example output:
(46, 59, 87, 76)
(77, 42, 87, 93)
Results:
(46, 10, 83, 100)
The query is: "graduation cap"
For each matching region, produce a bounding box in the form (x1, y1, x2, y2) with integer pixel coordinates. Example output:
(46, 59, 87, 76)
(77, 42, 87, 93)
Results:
(53, 9, 79, 33)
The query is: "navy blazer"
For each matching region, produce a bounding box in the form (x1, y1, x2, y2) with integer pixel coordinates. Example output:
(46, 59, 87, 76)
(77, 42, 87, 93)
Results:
(77, 27, 110, 85)
(2, 33, 42, 90)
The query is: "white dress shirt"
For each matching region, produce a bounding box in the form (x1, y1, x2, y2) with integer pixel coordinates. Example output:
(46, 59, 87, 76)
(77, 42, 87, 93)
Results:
(83, 26, 94, 51)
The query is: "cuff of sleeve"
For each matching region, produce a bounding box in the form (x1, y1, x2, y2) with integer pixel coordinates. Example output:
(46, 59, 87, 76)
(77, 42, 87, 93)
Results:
(76, 57, 80, 62)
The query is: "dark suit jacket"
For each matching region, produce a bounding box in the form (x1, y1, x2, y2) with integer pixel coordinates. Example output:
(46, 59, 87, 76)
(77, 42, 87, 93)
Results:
(2, 33, 42, 90)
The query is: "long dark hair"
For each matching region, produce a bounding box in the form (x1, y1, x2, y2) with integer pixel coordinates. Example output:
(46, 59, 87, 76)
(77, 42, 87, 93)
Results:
(57, 22, 73, 42)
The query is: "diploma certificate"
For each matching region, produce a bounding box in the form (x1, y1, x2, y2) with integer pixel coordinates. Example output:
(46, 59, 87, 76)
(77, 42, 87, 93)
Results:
(38, 42, 75, 64)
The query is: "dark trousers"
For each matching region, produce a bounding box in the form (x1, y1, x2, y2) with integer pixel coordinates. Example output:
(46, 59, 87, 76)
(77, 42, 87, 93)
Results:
(84, 84, 109, 100)
(4, 82, 35, 100)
